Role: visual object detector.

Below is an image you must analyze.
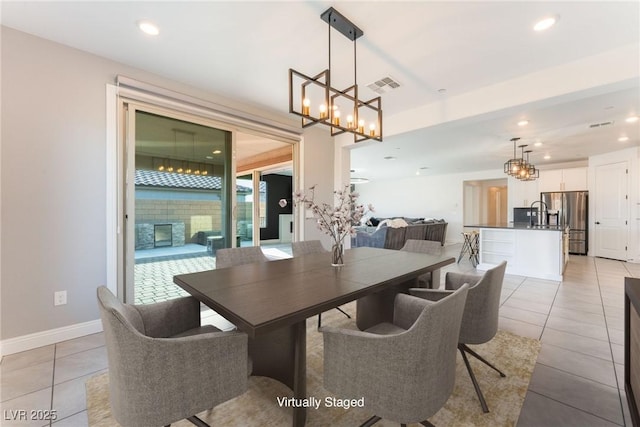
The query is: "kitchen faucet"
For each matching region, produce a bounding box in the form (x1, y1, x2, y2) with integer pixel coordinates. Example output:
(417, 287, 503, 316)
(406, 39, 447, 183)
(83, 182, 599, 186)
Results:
(530, 200, 548, 226)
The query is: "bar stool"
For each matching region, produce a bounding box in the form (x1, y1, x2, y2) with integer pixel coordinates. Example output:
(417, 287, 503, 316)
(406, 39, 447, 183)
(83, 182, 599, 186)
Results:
(458, 230, 479, 267)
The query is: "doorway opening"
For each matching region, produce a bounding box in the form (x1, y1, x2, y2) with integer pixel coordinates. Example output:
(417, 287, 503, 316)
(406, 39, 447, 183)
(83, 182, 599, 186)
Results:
(463, 179, 508, 226)
(236, 132, 294, 259)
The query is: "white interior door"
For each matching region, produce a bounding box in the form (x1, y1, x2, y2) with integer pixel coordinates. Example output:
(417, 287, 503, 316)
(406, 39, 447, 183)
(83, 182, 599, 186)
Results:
(594, 161, 628, 260)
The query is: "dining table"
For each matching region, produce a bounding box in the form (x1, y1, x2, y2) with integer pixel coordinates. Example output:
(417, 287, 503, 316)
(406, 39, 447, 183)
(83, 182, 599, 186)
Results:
(173, 246, 454, 427)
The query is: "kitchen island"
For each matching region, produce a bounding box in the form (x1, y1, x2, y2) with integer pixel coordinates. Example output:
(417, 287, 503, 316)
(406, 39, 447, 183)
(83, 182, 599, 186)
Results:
(465, 223, 569, 281)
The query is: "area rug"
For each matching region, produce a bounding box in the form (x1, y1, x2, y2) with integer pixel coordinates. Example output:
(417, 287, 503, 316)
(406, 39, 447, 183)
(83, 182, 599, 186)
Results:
(87, 303, 540, 426)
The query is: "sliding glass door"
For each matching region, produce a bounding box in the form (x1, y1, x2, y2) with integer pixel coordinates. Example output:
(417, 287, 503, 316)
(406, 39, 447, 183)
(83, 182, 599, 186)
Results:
(123, 105, 232, 303)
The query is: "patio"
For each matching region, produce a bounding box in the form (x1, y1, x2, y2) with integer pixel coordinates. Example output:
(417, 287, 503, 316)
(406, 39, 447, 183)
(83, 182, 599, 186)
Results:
(134, 242, 293, 305)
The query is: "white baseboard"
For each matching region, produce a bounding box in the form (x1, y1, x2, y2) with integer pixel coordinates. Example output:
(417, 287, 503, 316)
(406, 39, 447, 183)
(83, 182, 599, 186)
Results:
(0, 320, 103, 357)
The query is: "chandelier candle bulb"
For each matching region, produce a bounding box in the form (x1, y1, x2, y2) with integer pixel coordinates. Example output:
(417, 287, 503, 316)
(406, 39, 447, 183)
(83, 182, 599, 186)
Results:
(302, 98, 310, 116)
(369, 123, 376, 136)
(358, 119, 365, 133)
(347, 115, 354, 128)
(319, 104, 328, 119)
(333, 110, 341, 126)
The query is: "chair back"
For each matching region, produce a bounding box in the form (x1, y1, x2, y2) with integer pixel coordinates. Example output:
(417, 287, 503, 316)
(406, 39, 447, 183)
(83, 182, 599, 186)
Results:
(356, 285, 469, 422)
(97, 287, 150, 425)
(403, 284, 469, 418)
(400, 239, 442, 255)
(291, 240, 326, 256)
(216, 246, 268, 268)
(460, 260, 507, 344)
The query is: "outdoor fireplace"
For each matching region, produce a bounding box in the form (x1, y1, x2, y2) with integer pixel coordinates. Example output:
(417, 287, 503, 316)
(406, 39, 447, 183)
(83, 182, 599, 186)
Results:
(135, 221, 185, 250)
(154, 224, 173, 248)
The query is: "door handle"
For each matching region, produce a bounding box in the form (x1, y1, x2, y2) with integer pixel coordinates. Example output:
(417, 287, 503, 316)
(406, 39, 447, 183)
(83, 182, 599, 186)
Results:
(595, 221, 600, 225)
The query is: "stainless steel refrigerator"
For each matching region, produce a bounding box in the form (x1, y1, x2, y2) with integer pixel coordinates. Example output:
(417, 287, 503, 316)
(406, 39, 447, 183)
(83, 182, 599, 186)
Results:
(541, 191, 588, 255)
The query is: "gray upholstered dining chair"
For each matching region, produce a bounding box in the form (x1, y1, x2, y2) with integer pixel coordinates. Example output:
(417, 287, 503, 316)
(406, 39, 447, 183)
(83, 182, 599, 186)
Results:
(215, 246, 268, 269)
(291, 240, 351, 327)
(400, 239, 443, 289)
(321, 284, 469, 426)
(291, 239, 325, 256)
(410, 260, 507, 413)
(97, 286, 249, 427)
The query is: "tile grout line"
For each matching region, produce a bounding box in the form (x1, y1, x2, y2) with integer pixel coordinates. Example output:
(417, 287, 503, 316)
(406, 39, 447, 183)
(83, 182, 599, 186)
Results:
(593, 258, 628, 426)
(537, 276, 562, 341)
(48, 345, 56, 427)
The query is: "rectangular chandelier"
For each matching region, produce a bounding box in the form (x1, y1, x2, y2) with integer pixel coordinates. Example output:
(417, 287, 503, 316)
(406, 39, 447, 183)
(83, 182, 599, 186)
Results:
(504, 138, 539, 181)
(289, 8, 383, 143)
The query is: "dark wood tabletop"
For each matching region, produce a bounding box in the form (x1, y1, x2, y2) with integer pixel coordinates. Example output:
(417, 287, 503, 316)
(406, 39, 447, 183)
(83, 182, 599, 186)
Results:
(174, 246, 455, 338)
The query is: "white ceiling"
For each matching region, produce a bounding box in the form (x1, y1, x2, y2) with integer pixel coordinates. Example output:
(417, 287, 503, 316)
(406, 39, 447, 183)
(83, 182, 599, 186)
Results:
(2, 1, 638, 182)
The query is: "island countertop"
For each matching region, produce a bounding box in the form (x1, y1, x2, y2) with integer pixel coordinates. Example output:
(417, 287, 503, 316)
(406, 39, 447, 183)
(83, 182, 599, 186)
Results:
(464, 223, 566, 231)
(470, 225, 568, 281)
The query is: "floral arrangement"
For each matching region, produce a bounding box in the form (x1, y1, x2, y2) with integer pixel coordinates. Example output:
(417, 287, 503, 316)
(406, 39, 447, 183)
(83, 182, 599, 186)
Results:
(294, 184, 374, 265)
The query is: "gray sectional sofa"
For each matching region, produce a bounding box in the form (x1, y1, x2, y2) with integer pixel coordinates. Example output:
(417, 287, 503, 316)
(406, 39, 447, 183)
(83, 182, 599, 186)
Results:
(351, 218, 447, 250)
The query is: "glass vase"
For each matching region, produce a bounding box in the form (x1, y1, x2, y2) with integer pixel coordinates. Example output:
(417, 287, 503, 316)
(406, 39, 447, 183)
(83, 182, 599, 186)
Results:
(331, 242, 345, 267)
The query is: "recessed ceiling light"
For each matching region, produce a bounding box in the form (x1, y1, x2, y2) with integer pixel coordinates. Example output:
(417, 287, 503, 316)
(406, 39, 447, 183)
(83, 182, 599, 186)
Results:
(618, 136, 630, 142)
(534, 141, 542, 147)
(533, 16, 558, 32)
(137, 20, 160, 36)
(205, 155, 214, 160)
(212, 150, 222, 154)
(517, 120, 529, 126)
(383, 156, 396, 160)
(544, 154, 551, 160)
(626, 116, 639, 123)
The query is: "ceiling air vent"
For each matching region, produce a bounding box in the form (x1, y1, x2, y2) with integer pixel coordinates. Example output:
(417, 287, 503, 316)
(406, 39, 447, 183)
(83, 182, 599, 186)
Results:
(589, 120, 615, 128)
(367, 76, 401, 94)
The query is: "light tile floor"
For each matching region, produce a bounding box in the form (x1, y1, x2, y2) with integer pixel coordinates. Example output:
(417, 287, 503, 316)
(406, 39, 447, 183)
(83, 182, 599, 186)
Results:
(0, 243, 636, 426)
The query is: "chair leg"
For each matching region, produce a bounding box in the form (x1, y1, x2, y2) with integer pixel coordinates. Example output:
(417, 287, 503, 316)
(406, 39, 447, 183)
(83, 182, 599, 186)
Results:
(420, 421, 436, 427)
(461, 344, 506, 377)
(459, 346, 490, 413)
(317, 313, 322, 329)
(335, 306, 351, 319)
(359, 415, 381, 427)
(187, 415, 210, 427)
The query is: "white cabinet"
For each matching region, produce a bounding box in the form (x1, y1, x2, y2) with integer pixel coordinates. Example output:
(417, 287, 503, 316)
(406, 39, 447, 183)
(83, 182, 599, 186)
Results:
(478, 228, 563, 281)
(561, 167, 588, 191)
(508, 175, 539, 209)
(538, 167, 587, 193)
(479, 229, 515, 266)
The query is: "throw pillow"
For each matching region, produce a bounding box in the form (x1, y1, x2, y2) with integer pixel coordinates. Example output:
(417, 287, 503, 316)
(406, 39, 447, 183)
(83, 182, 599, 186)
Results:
(388, 218, 409, 228)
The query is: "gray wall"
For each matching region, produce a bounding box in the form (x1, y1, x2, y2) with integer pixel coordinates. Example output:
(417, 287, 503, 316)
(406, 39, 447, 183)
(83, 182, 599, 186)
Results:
(0, 27, 335, 341)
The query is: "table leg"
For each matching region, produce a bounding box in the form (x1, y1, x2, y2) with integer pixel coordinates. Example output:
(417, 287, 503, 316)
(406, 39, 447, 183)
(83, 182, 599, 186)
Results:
(248, 321, 307, 427)
(292, 321, 307, 427)
(355, 280, 418, 330)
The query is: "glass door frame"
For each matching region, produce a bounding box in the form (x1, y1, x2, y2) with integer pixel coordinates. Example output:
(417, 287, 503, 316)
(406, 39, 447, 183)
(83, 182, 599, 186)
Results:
(237, 159, 294, 248)
(119, 99, 235, 303)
